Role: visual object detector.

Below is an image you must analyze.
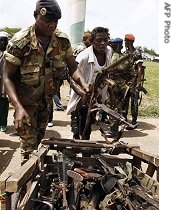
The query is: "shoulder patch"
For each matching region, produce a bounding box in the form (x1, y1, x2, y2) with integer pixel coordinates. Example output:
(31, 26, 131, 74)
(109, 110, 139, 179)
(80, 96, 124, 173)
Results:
(54, 29, 69, 40)
(9, 27, 30, 49)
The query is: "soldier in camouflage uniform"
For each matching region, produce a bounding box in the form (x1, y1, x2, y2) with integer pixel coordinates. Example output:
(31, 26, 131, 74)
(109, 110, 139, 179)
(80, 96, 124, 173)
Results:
(105, 37, 125, 138)
(3, 0, 89, 163)
(106, 34, 144, 137)
(122, 34, 144, 129)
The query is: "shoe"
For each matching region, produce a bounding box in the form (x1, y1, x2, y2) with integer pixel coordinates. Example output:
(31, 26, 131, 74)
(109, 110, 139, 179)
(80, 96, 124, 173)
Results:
(73, 134, 80, 139)
(105, 130, 118, 138)
(0, 126, 7, 132)
(48, 121, 54, 127)
(54, 107, 64, 111)
(126, 122, 138, 130)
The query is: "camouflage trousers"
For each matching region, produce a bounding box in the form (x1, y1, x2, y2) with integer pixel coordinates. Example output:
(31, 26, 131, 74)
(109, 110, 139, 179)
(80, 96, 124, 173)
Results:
(14, 100, 49, 160)
(110, 87, 124, 131)
(122, 90, 138, 123)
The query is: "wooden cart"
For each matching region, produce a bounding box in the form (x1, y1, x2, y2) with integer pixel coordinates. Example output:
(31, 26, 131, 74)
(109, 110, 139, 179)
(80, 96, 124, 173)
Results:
(0, 138, 159, 210)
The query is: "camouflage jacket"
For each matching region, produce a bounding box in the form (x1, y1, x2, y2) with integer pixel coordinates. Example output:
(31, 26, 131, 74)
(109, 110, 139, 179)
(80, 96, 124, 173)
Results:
(4, 24, 73, 105)
(110, 49, 143, 92)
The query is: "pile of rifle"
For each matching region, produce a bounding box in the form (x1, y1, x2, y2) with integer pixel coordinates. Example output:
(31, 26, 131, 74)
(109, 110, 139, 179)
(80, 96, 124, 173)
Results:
(32, 150, 159, 210)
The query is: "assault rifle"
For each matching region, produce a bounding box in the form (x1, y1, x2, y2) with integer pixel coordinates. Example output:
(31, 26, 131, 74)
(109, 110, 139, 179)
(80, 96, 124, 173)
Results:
(93, 103, 136, 129)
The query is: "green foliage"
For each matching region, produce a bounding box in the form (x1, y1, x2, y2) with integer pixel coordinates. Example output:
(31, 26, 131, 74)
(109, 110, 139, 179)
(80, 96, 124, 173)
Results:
(138, 61, 159, 117)
(0, 27, 21, 38)
(143, 47, 159, 57)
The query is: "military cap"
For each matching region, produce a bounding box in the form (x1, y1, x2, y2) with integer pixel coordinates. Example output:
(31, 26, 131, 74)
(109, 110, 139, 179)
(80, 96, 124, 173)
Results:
(35, 0, 62, 20)
(111, 37, 123, 43)
(0, 31, 9, 38)
(125, 34, 135, 41)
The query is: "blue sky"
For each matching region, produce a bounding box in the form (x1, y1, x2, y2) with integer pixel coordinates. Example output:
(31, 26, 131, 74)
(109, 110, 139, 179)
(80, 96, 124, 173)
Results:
(0, 0, 159, 53)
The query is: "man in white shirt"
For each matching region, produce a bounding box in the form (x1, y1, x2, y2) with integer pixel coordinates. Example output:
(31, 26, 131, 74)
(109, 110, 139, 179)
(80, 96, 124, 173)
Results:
(66, 27, 112, 140)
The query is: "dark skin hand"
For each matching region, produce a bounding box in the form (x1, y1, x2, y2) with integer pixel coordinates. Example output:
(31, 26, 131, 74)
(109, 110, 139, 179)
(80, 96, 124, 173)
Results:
(3, 61, 31, 129)
(3, 13, 89, 129)
(3, 57, 89, 129)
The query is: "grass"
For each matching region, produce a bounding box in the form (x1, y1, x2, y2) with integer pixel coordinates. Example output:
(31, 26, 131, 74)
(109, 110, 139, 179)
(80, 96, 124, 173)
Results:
(138, 61, 159, 118)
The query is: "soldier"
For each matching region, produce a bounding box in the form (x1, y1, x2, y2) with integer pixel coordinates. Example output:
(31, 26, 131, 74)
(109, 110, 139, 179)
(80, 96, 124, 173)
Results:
(110, 37, 124, 61)
(0, 31, 9, 132)
(122, 34, 144, 129)
(66, 27, 112, 140)
(105, 37, 125, 138)
(3, 0, 89, 163)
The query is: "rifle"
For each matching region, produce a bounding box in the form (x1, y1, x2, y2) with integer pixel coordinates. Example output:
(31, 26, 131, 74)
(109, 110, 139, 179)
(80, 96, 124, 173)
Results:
(52, 152, 70, 210)
(93, 103, 136, 129)
(138, 65, 148, 106)
(73, 168, 103, 180)
(96, 156, 125, 179)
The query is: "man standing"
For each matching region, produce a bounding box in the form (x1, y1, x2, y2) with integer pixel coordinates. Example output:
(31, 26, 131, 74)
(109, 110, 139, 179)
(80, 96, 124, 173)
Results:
(3, 0, 89, 163)
(66, 27, 112, 140)
(122, 34, 144, 129)
(105, 37, 125, 138)
(0, 31, 9, 132)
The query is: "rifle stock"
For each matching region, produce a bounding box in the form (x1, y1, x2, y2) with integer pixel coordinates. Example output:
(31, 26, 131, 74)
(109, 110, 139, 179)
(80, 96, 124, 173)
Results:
(139, 86, 148, 94)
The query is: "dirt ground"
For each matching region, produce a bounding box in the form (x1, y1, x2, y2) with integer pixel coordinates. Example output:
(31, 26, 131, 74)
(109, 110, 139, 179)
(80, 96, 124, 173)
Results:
(0, 83, 159, 177)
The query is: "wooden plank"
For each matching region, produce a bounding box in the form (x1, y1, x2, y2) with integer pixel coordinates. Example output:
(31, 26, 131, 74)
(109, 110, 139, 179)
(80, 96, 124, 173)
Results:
(146, 162, 157, 177)
(133, 166, 159, 199)
(0, 173, 12, 210)
(5, 146, 49, 193)
(5, 155, 38, 192)
(18, 180, 39, 210)
(127, 147, 159, 167)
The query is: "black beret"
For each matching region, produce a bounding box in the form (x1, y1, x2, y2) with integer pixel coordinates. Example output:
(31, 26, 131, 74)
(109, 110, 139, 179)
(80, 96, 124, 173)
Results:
(36, 0, 62, 20)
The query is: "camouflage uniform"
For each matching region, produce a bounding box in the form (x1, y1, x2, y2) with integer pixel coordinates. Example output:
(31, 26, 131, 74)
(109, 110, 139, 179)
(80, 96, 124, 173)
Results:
(4, 24, 73, 158)
(107, 51, 132, 136)
(106, 47, 142, 137)
(121, 49, 143, 124)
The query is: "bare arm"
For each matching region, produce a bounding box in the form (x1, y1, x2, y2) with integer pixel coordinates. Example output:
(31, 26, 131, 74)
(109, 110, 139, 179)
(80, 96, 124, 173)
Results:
(3, 61, 30, 128)
(66, 55, 89, 93)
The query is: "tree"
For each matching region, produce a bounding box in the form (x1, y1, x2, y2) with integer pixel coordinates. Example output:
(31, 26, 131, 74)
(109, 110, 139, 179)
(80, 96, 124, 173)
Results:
(143, 47, 159, 57)
(0, 27, 21, 38)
